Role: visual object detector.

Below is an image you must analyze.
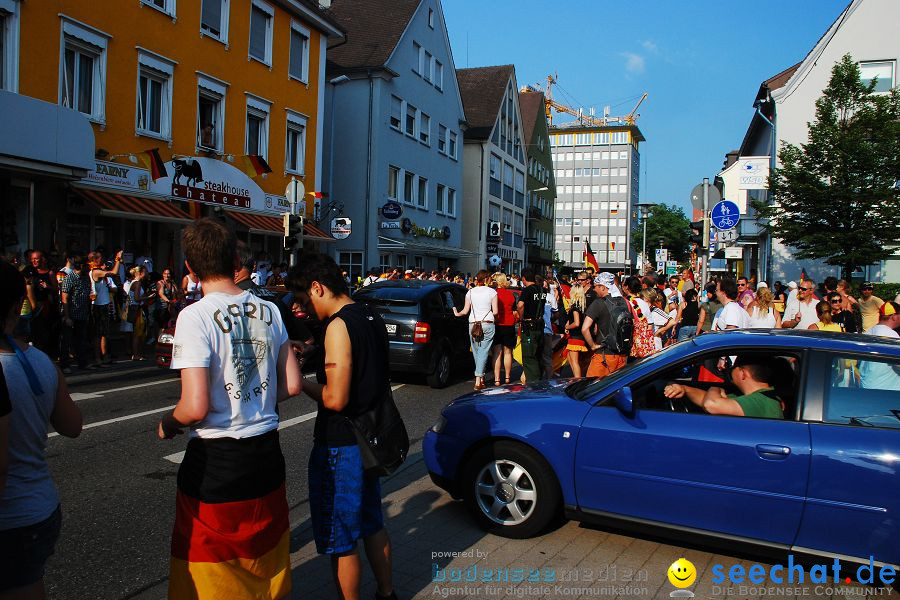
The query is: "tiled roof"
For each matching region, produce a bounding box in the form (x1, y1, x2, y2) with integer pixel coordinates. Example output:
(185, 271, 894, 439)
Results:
(518, 90, 545, 145)
(765, 62, 801, 91)
(326, 0, 420, 70)
(290, 0, 346, 35)
(456, 65, 514, 140)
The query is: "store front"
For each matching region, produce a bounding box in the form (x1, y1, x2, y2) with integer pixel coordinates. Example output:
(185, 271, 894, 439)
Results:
(376, 235, 474, 275)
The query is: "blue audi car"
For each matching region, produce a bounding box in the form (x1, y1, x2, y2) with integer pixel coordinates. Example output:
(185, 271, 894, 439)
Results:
(424, 330, 900, 569)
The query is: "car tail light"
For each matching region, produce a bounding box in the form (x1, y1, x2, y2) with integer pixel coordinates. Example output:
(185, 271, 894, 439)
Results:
(414, 322, 430, 344)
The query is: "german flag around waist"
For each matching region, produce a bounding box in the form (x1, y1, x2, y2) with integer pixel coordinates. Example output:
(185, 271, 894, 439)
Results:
(168, 431, 290, 600)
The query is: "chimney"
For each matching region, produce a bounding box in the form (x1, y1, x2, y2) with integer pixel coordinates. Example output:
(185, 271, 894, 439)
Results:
(319, 0, 331, 8)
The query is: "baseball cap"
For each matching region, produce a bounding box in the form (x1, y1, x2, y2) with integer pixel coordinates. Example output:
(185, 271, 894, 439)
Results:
(787, 281, 797, 289)
(880, 301, 899, 317)
(862, 281, 875, 289)
(594, 272, 615, 288)
(757, 281, 768, 290)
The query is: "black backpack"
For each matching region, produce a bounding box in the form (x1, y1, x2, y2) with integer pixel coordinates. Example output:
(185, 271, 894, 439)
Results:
(601, 296, 634, 355)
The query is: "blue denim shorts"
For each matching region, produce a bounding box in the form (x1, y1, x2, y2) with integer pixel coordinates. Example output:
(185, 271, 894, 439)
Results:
(0, 505, 62, 591)
(308, 444, 384, 555)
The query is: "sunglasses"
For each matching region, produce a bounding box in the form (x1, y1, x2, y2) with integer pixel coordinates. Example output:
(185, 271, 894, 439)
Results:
(738, 283, 747, 287)
(801, 287, 814, 291)
(829, 299, 842, 304)
(577, 278, 589, 282)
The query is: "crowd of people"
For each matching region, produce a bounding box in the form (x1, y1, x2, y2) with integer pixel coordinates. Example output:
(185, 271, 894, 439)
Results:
(449, 266, 900, 390)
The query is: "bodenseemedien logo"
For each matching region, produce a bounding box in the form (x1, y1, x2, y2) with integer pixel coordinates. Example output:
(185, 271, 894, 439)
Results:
(667, 558, 696, 598)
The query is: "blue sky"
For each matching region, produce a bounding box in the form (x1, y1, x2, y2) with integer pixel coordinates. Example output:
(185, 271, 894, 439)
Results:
(442, 0, 850, 214)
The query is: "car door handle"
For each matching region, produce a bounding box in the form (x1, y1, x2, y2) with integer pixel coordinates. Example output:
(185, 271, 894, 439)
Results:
(756, 444, 791, 459)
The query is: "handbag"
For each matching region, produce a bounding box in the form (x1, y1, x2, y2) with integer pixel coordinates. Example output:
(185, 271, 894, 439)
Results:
(470, 313, 485, 342)
(344, 387, 410, 477)
(126, 304, 140, 324)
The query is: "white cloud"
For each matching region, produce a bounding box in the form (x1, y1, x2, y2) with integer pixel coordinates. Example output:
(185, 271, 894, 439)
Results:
(620, 52, 646, 74)
(642, 40, 658, 54)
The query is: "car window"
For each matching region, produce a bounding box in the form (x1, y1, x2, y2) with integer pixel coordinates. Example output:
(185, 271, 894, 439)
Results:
(627, 350, 800, 420)
(825, 355, 900, 429)
(441, 290, 456, 312)
(422, 293, 444, 317)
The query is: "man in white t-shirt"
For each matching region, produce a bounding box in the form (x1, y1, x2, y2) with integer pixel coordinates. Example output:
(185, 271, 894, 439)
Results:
(860, 301, 900, 390)
(783, 279, 819, 329)
(712, 278, 750, 330)
(157, 218, 301, 598)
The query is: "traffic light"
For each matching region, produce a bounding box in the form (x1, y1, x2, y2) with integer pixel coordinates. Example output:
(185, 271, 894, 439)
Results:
(283, 213, 304, 252)
(690, 218, 710, 250)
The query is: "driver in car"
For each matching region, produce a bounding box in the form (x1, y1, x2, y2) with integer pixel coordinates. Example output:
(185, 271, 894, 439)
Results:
(663, 356, 784, 419)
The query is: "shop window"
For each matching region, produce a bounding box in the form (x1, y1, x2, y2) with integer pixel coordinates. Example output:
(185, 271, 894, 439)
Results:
(245, 95, 270, 159)
(142, 0, 176, 17)
(285, 110, 306, 174)
(248, 0, 273, 65)
(289, 21, 309, 82)
(395, 254, 407, 271)
(59, 18, 109, 122)
(415, 255, 424, 269)
(338, 252, 363, 287)
(1, 2, 20, 92)
(201, 0, 229, 43)
(417, 176, 427, 209)
(136, 51, 174, 140)
(197, 74, 226, 152)
(379, 253, 391, 273)
(419, 112, 430, 145)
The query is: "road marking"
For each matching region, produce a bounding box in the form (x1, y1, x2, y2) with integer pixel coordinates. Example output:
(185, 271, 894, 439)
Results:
(49, 404, 176, 438)
(70, 377, 179, 402)
(160, 385, 404, 465)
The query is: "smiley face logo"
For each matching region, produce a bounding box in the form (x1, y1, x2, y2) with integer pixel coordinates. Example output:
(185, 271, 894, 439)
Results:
(667, 558, 696, 588)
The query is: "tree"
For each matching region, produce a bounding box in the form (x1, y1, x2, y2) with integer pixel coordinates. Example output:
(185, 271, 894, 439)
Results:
(758, 54, 900, 280)
(631, 203, 692, 262)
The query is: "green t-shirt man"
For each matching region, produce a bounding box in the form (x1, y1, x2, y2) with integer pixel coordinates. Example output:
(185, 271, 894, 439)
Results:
(732, 387, 783, 419)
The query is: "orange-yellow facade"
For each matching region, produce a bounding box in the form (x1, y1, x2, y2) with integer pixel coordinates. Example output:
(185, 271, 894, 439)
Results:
(16, 0, 341, 213)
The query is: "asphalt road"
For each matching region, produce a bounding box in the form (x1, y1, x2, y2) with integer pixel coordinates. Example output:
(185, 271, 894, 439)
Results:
(44, 365, 475, 599)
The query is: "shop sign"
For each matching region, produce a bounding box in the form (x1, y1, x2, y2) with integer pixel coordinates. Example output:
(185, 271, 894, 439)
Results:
(737, 158, 769, 190)
(401, 219, 451, 240)
(381, 221, 401, 229)
(382, 201, 403, 219)
(149, 157, 281, 214)
(86, 160, 151, 191)
(332, 217, 352, 239)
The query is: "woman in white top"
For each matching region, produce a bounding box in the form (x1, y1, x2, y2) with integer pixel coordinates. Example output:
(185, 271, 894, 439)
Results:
(453, 270, 498, 390)
(182, 271, 202, 306)
(746, 287, 782, 329)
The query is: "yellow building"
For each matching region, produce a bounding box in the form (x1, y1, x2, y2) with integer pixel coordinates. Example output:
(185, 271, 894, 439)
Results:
(0, 0, 343, 268)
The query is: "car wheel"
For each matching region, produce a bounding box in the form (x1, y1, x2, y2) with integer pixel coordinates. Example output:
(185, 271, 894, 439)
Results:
(462, 441, 561, 538)
(426, 343, 451, 388)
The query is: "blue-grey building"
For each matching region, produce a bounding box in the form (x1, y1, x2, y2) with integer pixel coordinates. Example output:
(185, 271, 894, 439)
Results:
(323, 0, 468, 282)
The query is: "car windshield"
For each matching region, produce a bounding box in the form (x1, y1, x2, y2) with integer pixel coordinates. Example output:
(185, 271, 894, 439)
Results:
(353, 287, 422, 306)
(566, 342, 688, 401)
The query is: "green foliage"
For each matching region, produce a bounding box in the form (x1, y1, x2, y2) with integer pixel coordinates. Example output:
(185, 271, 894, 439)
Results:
(631, 203, 692, 262)
(758, 54, 900, 279)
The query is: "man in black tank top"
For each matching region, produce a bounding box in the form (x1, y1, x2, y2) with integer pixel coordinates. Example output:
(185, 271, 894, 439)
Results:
(286, 254, 396, 600)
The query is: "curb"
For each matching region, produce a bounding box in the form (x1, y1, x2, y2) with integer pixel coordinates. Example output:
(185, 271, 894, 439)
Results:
(65, 362, 168, 386)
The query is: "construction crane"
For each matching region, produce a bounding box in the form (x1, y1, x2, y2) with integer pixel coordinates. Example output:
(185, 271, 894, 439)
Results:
(522, 75, 647, 128)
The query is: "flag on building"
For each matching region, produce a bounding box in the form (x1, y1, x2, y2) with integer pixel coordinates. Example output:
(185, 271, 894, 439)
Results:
(237, 154, 272, 178)
(609, 241, 616, 250)
(137, 148, 168, 182)
(584, 240, 599, 271)
(307, 191, 327, 199)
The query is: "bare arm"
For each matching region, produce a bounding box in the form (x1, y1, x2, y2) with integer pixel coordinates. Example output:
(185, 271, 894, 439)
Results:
(697, 305, 707, 333)
(698, 387, 744, 416)
(663, 383, 708, 407)
(158, 367, 209, 439)
(277, 340, 302, 402)
(50, 366, 82, 438)
(453, 292, 472, 317)
(491, 294, 499, 319)
(581, 315, 598, 350)
(320, 317, 352, 412)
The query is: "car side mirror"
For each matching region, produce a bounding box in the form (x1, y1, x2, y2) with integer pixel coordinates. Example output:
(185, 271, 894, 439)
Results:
(611, 386, 634, 415)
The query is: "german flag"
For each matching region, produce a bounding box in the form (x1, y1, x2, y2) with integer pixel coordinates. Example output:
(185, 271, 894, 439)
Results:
(138, 148, 168, 182)
(168, 430, 291, 600)
(238, 154, 272, 179)
(583, 240, 599, 271)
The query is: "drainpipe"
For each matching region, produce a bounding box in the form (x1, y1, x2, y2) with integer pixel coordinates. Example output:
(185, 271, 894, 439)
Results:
(478, 144, 485, 270)
(365, 70, 374, 271)
(755, 100, 776, 283)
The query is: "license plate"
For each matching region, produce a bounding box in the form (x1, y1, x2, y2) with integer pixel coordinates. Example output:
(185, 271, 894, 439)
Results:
(385, 324, 397, 334)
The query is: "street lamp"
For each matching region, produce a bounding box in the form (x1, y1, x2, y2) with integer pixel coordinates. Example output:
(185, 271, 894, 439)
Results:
(635, 202, 655, 274)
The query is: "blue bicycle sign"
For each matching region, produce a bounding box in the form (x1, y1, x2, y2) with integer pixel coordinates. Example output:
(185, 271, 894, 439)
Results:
(711, 200, 741, 231)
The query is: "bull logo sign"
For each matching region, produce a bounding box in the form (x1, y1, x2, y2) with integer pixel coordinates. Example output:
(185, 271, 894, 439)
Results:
(168, 157, 253, 210)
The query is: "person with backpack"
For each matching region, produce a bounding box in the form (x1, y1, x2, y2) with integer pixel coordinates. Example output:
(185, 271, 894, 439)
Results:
(516, 269, 546, 383)
(581, 272, 632, 379)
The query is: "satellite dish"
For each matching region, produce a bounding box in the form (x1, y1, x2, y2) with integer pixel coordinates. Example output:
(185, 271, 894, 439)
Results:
(488, 255, 502, 268)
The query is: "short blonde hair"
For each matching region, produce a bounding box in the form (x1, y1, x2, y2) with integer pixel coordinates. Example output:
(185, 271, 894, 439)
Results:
(493, 273, 509, 288)
(568, 285, 586, 311)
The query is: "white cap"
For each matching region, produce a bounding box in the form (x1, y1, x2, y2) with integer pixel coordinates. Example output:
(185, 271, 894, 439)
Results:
(787, 280, 798, 289)
(757, 281, 768, 290)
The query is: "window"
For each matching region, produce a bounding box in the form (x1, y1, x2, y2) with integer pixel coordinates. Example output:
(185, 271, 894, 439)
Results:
(514, 170, 525, 208)
(423, 51, 432, 82)
(289, 21, 310, 82)
(489, 203, 500, 223)
(201, 0, 229, 42)
(136, 51, 174, 139)
(417, 176, 427, 208)
(248, 1, 273, 64)
(434, 60, 443, 91)
(405, 103, 416, 136)
(428, 7, 434, 28)
(436, 183, 445, 213)
(620, 151, 628, 160)
(380, 253, 391, 273)
(59, 19, 109, 121)
(419, 112, 430, 145)
(387, 165, 399, 199)
(503, 162, 514, 204)
(447, 188, 456, 217)
(413, 41, 422, 74)
(0, 3, 19, 92)
(448, 131, 457, 159)
(285, 110, 307, 174)
(404, 170, 415, 204)
(437, 124, 447, 153)
(825, 354, 900, 427)
(489, 154, 502, 198)
(197, 74, 227, 151)
(245, 94, 270, 159)
(390, 95, 402, 130)
(338, 252, 363, 288)
(860, 61, 895, 93)
(142, 0, 176, 17)
(395, 254, 407, 271)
